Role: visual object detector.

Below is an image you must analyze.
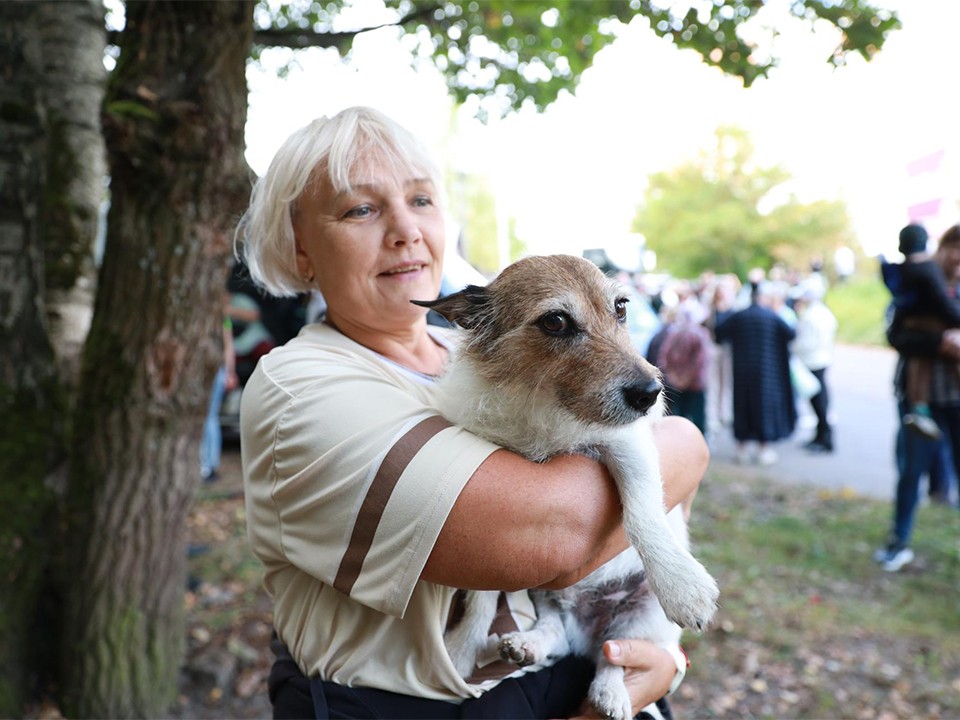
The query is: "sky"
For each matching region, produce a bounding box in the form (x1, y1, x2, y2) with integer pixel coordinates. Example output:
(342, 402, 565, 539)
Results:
(244, 0, 959, 269)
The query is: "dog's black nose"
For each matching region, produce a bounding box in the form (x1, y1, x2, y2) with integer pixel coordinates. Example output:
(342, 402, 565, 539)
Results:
(622, 378, 662, 414)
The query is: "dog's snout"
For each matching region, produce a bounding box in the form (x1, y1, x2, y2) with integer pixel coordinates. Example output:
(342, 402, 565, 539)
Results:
(622, 378, 662, 414)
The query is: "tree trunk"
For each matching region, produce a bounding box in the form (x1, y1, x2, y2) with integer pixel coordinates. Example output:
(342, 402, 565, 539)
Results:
(36, 0, 107, 386)
(0, 3, 67, 716)
(38, 0, 108, 293)
(61, 2, 253, 716)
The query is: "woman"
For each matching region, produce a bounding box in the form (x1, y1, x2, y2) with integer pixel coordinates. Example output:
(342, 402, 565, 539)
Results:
(714, 280, 797, 466)
(236, 106, 709, 719)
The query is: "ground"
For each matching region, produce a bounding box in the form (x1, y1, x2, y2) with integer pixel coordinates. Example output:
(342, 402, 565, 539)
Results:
(170, 446, 959, 720)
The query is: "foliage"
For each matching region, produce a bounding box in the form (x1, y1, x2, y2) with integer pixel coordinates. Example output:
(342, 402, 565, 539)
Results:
(451, 172, 500, 272)
(449, 173, 527, 273)
(826, 272, 890, 346)
(253, 0, 900, 117)
(631, 126, 854, 278)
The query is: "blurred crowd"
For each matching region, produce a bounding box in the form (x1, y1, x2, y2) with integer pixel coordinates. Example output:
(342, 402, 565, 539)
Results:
(616, 260, 837, 466)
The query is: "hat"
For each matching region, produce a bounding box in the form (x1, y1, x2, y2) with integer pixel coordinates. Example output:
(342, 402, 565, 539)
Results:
(899, 224, 929, 255)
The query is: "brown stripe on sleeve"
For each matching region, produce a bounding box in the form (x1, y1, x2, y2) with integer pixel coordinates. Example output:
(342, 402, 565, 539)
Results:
(333, 415, 453, 597)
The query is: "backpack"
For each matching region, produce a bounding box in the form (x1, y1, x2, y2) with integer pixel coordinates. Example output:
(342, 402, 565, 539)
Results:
(657, 324, 708, 391)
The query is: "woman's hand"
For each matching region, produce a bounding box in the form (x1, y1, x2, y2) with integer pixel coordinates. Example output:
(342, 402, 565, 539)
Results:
(569, 639, 679, 719)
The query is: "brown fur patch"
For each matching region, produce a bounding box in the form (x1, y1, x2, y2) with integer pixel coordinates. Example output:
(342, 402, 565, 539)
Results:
(455, 255, 661, 425)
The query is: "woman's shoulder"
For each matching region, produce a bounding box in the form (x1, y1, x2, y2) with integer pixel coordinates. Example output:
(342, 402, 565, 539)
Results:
(253, 322, 443, 399)
(249, 324, 373, 392)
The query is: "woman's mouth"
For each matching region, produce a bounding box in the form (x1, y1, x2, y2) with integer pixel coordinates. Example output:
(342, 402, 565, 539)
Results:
(380, 262, 427, 277)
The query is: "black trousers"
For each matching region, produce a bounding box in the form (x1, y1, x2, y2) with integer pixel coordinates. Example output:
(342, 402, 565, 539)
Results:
(268, 635, 673, 720)
(809, 367, 832, 448)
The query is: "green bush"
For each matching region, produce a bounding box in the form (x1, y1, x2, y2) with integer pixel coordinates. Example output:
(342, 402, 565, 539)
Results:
(825, 271, 891, 347)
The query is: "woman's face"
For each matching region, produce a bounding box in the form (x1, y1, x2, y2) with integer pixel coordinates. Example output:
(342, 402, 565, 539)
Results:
(293, 154, 445, 332)
(937, 242, 960, 280)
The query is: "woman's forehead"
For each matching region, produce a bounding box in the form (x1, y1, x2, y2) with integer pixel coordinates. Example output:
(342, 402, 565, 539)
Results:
(343, 150, 429, 188)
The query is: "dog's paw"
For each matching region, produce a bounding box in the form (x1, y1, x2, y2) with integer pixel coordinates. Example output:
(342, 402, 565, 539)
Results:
(498, 632, 542, 666)
(589, 677, 633, 720)
(657, 561, 720, 631)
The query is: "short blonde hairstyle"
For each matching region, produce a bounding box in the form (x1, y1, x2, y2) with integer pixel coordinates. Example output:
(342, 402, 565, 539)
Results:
(235, 106, 445, 296)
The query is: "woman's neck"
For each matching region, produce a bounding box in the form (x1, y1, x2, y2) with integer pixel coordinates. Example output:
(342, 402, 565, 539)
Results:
(326, 313, 448, 377)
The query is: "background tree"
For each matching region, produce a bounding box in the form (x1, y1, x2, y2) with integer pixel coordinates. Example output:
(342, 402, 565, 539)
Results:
(0, 4, 67, 713)
(632, 126, 854, 278)
(0, 0, 106, 713)
(256, 0, 900, 115)
(58, 2, 253, 716)
(3, 1, 897, 716)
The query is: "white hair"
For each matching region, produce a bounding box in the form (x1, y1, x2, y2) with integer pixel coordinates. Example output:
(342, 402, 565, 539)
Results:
(235, 106, 445, 297)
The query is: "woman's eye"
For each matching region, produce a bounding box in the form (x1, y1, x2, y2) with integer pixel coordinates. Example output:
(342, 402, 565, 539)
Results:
(615, 298, 629, 321)
(412, 195, 433, 208)
(345, 205, 373, 219)
(538, 312, 573, 336)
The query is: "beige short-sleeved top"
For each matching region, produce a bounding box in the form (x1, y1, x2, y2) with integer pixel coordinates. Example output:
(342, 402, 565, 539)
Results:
(241, 322, 545, 701)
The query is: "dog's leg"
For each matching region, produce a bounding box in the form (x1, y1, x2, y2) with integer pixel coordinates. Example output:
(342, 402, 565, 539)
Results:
(444, 590, 500, 678)
(588, 657, 633, 720)
(498, 592, 570, 666)
(585, 572, 682, 720)
(600, 428, 719, 631)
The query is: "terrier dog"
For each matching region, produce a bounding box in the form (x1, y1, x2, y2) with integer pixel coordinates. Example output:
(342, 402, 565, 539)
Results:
(414, 255, 718, 720)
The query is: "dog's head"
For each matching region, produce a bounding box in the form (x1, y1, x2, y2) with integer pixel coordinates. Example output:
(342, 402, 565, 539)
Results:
(413, 254, 663, 426)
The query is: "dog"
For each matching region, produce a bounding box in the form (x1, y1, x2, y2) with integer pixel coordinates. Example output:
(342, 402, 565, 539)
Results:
(413, 254, 718, 720)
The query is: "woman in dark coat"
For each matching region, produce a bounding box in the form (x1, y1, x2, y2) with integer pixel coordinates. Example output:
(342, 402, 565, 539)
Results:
(715, 281, 797, 464)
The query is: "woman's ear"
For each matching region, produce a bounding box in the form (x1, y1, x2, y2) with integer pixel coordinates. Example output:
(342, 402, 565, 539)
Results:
(294, 237, 315, 283)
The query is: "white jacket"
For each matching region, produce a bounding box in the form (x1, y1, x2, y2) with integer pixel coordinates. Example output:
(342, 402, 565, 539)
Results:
(792, 301, 838, 371)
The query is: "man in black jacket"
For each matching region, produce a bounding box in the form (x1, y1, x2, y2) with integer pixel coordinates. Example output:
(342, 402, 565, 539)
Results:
(878, 224, 960, 571)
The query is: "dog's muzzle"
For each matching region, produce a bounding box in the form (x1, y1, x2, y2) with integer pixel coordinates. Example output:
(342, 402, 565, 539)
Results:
(621, 378, 662, 415)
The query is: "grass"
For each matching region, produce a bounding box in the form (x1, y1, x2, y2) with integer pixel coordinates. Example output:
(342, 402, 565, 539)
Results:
(825, 272, 891, 347)
(182, 459, 960, 719)
(676, 466, 960, 718)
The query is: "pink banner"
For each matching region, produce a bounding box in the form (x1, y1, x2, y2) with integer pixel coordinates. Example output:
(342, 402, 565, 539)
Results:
(906, 149, 945, 176)
(907, 198, 943, 221)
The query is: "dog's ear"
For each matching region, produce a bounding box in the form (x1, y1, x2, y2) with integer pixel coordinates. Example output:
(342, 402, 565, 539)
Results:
(411, 285, 490, 329)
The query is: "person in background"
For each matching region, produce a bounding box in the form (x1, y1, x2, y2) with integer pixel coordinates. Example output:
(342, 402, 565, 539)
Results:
(704, 275, 739, 439)
(650, 306, 712, 436)
(791, 285, 838, 453)
(622, 273, 662, 357)
(877, 225, 960, 571)
(833, 247, 855, 284)
(201, 301, 238, 482)
(234, 106, 709, 719)
(885, 223, 960, 441)
(715, 280, 797, 466)
(766, 281, 797, 329)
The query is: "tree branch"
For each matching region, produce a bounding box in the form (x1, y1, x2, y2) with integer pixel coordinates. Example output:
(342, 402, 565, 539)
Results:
(251, 3, 444, 52)
(252, 27, 357, 51)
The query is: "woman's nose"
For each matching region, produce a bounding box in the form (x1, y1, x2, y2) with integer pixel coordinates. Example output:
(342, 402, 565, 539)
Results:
(384, 206, 422, 246)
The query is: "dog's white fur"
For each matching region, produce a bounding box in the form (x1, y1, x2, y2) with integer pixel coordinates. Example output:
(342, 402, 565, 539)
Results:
(417, 255, 718, 720)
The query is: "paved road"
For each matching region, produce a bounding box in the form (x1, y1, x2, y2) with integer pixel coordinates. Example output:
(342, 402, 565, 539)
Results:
(707, 343, 900, 500)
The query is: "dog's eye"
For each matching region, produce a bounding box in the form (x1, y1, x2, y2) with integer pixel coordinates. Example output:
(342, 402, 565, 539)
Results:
(537, 311, 574, 336)
(615, 298, 629, 322)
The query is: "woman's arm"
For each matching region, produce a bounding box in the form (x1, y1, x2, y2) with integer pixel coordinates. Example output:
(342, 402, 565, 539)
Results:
(422, 415, 709, 591)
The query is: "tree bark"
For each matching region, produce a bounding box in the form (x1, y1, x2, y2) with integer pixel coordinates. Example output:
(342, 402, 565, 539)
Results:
(0, 3, 67, 716)
(37, 0, 107, 293)
(36, 0, 107, 386)
(61, 2, 253, 716)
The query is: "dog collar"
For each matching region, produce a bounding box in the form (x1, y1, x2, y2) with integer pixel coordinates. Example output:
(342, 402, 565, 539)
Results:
(664, 644, 689, 695)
